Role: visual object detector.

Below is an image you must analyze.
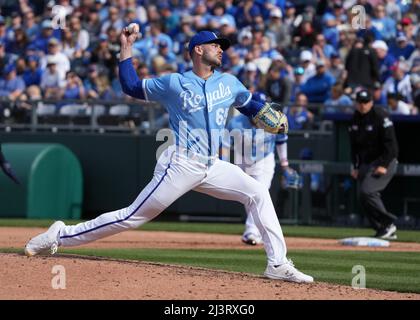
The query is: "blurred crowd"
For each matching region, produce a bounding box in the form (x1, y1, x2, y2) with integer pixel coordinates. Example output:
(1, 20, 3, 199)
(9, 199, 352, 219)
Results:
(0, 0, 419, 130)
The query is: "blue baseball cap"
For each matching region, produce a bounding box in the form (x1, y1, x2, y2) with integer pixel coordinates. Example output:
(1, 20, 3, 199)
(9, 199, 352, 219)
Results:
(188, 31, 230, 55)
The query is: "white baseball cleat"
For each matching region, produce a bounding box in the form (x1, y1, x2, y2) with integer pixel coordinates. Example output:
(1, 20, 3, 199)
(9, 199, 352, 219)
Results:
(242, 233, 263, 246)
(376, 224, 397, 240)
(264, 260, 314, 283)
(24, 221, 65, 257)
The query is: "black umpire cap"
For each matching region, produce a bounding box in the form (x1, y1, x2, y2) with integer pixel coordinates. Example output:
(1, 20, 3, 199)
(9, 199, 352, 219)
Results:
(355, 89, 372, 103)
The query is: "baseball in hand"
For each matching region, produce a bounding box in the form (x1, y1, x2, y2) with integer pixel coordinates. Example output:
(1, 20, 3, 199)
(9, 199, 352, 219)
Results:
(127, 23, 139, 34)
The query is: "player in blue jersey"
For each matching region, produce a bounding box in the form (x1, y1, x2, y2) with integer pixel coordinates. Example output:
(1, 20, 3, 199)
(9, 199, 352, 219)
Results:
(25, 29, 312, 283)
(222, 98, 300, 245)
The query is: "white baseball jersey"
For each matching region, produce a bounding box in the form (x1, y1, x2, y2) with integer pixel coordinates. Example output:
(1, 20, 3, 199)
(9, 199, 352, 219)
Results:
(58, 58, 289, 266)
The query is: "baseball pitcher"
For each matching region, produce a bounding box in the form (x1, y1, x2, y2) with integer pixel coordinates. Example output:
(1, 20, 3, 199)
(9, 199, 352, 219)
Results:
(25, 29, 312, 283)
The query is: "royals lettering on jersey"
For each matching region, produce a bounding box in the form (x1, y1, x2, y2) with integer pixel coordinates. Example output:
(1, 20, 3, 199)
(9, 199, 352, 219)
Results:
(180, 82, 232, 113)
(224, 114, 288, 164)
(142, 70, 251, 158)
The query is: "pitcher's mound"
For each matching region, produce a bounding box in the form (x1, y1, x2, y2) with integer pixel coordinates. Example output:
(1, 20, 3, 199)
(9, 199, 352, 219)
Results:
(1, 253, 420, 300)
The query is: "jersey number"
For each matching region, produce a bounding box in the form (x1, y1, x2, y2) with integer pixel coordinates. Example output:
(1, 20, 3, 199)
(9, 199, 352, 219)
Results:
(216, 108, 229, 126)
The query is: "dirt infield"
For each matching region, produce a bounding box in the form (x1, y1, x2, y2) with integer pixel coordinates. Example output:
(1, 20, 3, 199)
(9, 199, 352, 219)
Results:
(1, 227, 420, 300)
(1, 253, 419, 300)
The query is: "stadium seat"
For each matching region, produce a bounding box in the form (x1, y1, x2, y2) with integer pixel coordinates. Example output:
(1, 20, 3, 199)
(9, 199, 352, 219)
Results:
(109, 104, 130, 116)
(59, 104, 88, 116)
(36, 104, 56, 116)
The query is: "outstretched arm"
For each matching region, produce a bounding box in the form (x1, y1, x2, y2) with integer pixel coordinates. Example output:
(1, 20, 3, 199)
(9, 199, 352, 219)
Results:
(119, 25, 145, 100)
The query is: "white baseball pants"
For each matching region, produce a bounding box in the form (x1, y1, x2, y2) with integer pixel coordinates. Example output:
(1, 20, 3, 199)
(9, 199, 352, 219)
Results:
(239, 153, 276, 238)
(59, 146, 288, 266)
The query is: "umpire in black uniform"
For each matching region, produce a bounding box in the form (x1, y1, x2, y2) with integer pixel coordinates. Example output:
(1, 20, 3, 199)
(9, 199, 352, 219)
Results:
(348, 89, 399, 240)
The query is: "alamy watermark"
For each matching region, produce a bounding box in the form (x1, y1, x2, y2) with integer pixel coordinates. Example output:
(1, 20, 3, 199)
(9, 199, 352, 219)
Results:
(51, 265, 66, 289)
(51, 5, 68, 30)
(351, 5, 366, 30)
(352, 265, 366, 289)
(155, 121, 268, 166)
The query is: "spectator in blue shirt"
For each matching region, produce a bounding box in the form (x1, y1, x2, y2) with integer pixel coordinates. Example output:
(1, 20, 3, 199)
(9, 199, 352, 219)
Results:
(283, 93, 314, 130)
(100, 6, 124, 35)
(5, 28, 28, 56)
(313, 34, 336, 60)
(371, 4, 397, 41)
(389, 32, 416, 60)
(372, 81, 387, 106)
(133, 21, 173, 65)
(0, 64, 26, 101)
(234, 28, 253, 59)
(22, 55, 42, 87)
(5, 12, 23, 43)
(94, 0, 109, 22)
(264, 64, 292, 104)
(83, 64, 111, 99)
(159, 40, 177, 65)
(32, 20, 58, 54)
(383, 60, 413, 103)
(356, 16, 383, 42)
(235, 0, 261, 28)
(173, 15, 195, 55)
(63, 71, 86, 100)
(301, 60, 336, 103)
(372, 40, 397, 83)
(23, 10, 40, 41)
(290, 66, 305, 102)
(238, 62, 260, 89)
(330, 2, 348, 25)
(325, 84, 353, 113)
(322, 14, 340, 50)
(176, 44, 193, 74)
(158, 4, 180, 37)
(208, 2, 236, 29)
(191, 1, 212, 30)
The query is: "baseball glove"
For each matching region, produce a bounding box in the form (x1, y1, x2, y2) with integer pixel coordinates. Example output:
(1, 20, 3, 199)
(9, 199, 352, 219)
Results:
(281, 167, 301, 189)
(252, 103, 288, 134)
